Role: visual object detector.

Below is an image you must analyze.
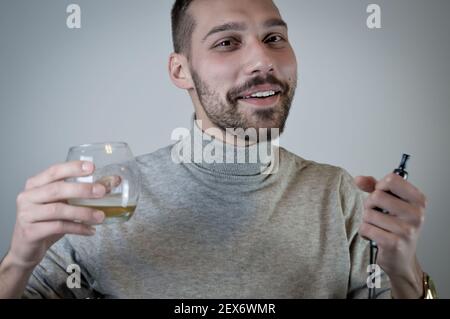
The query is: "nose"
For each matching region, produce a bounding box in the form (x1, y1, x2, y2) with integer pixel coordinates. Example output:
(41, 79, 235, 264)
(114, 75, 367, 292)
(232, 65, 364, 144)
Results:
(242, 40, 275, 76)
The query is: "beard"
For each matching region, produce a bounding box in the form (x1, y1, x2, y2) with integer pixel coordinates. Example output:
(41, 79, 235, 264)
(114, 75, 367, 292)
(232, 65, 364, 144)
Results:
(191, 68, 297, 142)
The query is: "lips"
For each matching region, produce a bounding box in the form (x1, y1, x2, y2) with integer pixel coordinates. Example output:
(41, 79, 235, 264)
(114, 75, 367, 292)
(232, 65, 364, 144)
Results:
(237, 91, 281, 108)
(237, 84, 283, 100)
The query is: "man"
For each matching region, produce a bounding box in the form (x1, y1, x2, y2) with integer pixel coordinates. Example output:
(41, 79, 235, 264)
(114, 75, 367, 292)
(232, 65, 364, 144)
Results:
(0, 0, 431, 298)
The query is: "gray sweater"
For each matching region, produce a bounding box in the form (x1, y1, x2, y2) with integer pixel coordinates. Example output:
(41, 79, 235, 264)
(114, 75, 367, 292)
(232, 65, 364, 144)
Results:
(24, 120, 390, 298)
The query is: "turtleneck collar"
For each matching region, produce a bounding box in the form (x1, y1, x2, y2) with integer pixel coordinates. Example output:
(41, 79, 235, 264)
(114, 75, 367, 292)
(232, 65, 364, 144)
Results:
(173, 114, 279, 176)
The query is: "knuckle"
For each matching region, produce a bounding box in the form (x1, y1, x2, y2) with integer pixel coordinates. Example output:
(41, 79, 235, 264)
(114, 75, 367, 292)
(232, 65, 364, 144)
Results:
(371, 190, 383, 203)
(16, 191, 27, 206)
(47, 165, 59, 180)
(82, 183, 97, 197)
(61, 183, 86, 201)
(403, 225, 415, 240)
(70, 205, 94, 222)
(51, 202, 64, 217)
(414, 207, 425, 227)
(72, 207, 88, 221)
(17, 207, 30, 223)
(421, 193, 428, 209)
(418, 211, 426, 226)
(24, 178, 35, 190)
(48, 182, 61, 199)
(385, 174, 393, 185)
(21, 223, 34, 241)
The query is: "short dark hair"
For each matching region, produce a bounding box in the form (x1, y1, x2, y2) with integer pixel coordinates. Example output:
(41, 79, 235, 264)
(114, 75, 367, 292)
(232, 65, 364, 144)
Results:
(171, 0, 196, 57)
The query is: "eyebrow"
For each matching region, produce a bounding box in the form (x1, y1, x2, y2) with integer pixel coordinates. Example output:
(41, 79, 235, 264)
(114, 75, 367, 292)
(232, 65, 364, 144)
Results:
(202, 18, 288, 42)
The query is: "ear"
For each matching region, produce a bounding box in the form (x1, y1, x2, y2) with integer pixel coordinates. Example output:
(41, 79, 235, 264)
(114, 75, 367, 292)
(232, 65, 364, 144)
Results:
(168, 53, 194, 90)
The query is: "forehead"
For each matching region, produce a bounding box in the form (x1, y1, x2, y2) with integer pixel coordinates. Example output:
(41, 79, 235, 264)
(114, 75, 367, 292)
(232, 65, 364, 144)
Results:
(189, 0, 283, 33)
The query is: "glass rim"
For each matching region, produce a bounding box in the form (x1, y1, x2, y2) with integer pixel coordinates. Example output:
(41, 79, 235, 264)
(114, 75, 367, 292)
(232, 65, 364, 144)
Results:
(68, 141, 130, 152)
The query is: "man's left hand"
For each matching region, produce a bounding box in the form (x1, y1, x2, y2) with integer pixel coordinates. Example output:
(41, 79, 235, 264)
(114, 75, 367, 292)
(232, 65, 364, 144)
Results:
(355, 173, 427, 298)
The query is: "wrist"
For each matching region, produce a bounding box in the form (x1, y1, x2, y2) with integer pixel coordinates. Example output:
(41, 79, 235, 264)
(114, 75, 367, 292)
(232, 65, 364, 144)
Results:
(389, 260, 424, 299)
(390, 273, 423, 299)
(0, 252, 36, 299)
(1, 251, 37, 274)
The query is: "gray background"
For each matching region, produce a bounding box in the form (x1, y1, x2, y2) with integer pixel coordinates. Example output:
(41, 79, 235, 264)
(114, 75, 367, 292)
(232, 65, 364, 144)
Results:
(1, 0, 449, 297)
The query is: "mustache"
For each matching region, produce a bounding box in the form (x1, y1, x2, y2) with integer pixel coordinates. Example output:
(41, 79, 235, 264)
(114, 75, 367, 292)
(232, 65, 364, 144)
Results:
(227, 74, 289, 103)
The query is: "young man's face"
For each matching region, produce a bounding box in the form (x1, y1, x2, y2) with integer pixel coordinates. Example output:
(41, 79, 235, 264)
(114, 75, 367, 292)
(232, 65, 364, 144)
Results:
(186, 0, 298, 135)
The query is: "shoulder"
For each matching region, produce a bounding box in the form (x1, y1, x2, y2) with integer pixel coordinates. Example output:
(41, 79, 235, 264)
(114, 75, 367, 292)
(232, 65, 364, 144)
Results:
(135, 143, 174, 164)
(134, 143, 177, 172)
(279, 147, 363, 210)
(280, 147, 353, 187)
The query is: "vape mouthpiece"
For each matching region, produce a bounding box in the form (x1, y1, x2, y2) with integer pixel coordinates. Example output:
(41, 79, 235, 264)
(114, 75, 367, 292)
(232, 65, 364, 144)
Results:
(398, 153, 411, 170)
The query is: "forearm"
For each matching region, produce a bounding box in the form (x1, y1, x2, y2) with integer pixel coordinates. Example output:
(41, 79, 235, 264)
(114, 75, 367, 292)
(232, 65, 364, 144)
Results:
(0, 253, 35, 299)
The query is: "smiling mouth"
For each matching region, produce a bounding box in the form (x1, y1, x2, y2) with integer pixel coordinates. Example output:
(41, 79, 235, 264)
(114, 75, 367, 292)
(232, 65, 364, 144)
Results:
(237, 90, 282, 107)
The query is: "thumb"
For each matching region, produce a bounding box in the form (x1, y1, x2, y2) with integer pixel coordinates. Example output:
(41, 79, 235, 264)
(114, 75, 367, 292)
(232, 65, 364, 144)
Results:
(97, 175, 122, 194)
(354, 175, 377, 193)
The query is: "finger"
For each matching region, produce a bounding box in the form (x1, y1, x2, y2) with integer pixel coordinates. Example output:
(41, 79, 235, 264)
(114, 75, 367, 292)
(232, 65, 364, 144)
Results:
(24, 181, 106, 204)
(354, 176, 377, 193)
(25, 161, 95, 190)
(96, 175, 122, 193)
(375, 173, 427, 208)
(363, 208, 411, 237)
(30, 221, 96, 241)
(364, 189, 420, 222)
(26, 202, 105, 225)
(359, 222, 397, 248)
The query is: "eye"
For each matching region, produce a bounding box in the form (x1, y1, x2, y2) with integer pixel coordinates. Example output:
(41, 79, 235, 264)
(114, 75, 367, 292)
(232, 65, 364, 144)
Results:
(217, 40, 232, 47)
(265, 34, 285, 43)
(213, 38, 240, 50)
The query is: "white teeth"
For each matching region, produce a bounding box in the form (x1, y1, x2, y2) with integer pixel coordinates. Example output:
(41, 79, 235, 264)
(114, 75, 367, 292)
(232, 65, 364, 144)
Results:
(245, 90, 277, 99)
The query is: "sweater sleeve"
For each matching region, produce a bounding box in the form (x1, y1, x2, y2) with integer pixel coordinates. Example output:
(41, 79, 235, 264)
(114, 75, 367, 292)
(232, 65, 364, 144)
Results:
(22, 237, 101, 299)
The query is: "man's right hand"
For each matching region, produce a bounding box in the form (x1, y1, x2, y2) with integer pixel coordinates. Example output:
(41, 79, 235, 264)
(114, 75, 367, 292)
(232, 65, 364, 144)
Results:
(7, 160, 108, 270)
